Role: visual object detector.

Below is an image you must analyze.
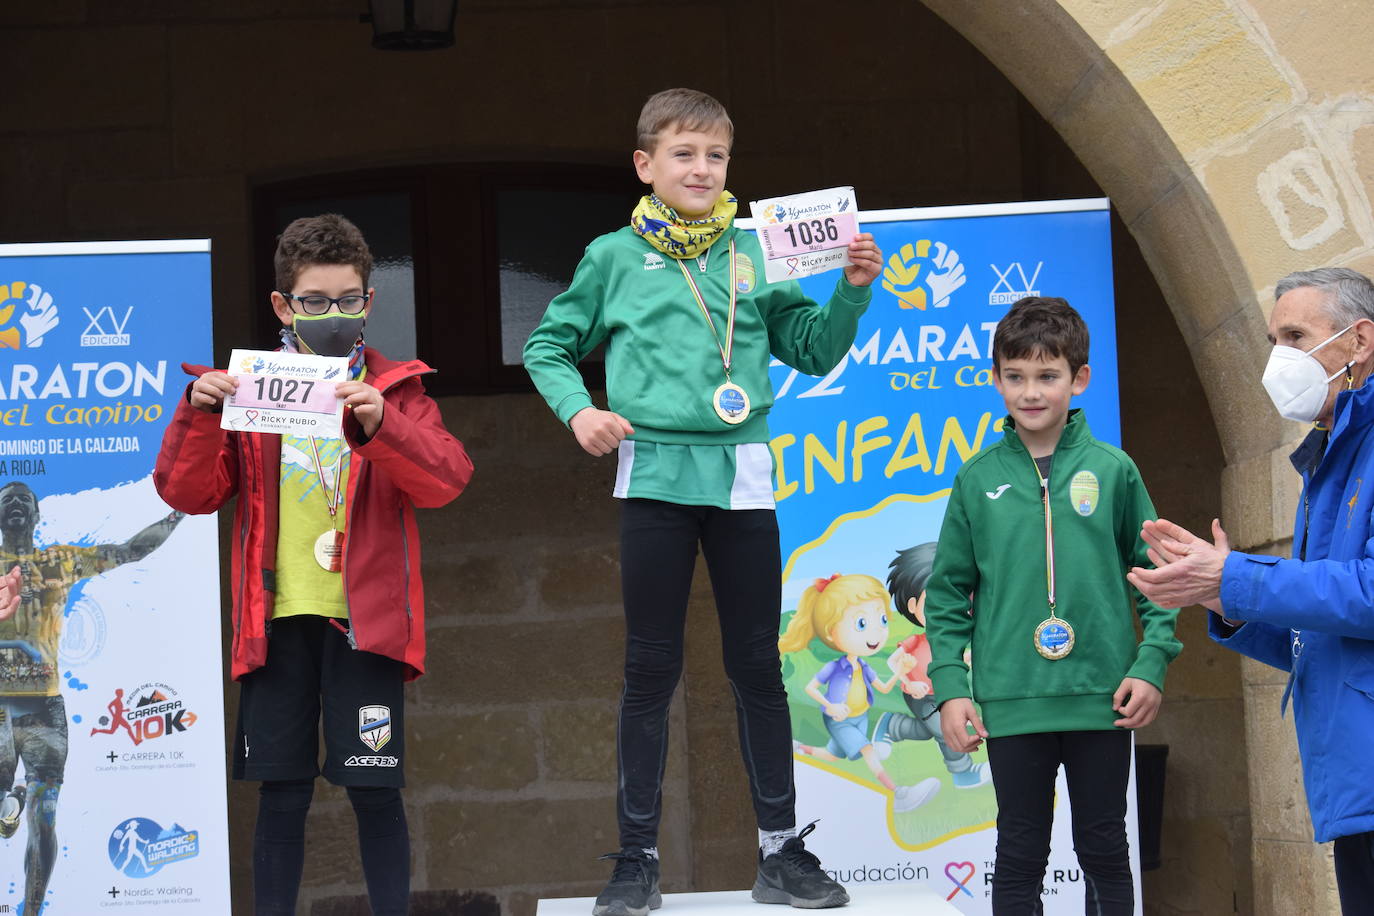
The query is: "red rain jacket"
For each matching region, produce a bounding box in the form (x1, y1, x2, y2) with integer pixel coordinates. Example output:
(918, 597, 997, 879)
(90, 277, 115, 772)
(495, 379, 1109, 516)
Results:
(154, 349, 473, 681)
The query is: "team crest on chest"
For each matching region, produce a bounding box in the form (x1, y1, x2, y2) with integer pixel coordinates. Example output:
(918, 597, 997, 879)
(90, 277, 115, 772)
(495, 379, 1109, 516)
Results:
(734, 252, 756, 293)
(358, 705, 392, 751)
(1069, 470, 1100, 517)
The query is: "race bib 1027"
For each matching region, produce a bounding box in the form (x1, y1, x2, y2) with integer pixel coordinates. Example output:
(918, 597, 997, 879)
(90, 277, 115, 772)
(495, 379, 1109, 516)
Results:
(221, 349, 348, 437)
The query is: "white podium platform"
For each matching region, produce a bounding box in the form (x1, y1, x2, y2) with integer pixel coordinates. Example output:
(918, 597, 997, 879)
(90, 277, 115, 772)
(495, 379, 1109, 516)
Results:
(538, 883, 960, 914)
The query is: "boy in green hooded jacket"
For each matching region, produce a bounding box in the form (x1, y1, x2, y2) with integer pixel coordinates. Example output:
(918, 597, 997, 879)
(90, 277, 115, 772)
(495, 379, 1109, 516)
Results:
(924, 296, 1181, 914)
(524, 88, 882, 915)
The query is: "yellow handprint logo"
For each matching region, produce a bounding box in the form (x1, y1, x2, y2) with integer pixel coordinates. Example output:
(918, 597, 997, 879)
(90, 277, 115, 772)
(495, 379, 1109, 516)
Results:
(0, 280, 59, 349)
(0, 282, 27, 349)
(881, 239, 967, 310)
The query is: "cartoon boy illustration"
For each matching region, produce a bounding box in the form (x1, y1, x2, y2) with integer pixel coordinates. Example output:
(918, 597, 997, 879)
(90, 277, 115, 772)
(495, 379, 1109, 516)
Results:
(780, 573, 940, 813)
(870, 544, 992, 788)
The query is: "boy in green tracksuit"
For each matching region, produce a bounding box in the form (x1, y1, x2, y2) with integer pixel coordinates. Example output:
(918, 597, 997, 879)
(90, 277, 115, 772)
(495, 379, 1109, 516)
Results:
(523, 88, 882, 915)
(924, 296, 1180, 915)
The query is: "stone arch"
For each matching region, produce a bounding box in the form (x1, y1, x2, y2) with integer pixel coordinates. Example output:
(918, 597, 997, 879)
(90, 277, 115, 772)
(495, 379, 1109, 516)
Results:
(922, 0, 1284, 473)
(921, 2, 1374, 911)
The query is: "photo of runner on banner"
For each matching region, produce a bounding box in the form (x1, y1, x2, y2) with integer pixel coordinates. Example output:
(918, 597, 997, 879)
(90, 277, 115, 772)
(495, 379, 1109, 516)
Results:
(750, 187, 860, 284)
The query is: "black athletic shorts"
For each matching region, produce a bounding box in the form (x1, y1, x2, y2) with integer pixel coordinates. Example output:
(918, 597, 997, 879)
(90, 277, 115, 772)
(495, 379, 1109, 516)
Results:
(233, 614, 406, 787)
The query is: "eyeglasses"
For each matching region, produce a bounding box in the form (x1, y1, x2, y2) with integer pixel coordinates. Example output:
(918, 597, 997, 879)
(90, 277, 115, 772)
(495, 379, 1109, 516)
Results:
(279, 291, 371, 315)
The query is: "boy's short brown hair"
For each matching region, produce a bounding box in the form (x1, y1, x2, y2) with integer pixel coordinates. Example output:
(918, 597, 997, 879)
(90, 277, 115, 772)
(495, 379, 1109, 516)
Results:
(273, 213, 373, 293)
(636, 88, 734, 153)
(992, 296, 1091, 375)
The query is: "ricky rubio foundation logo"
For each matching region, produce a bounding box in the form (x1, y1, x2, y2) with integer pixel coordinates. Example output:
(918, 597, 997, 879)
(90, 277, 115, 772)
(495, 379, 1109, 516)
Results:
(90, 682, 198, 745)
(945, 861, 977, 901)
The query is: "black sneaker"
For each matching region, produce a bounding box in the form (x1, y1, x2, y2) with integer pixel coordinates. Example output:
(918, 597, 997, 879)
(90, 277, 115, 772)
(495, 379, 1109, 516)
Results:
(752, 822, 848, 908)
(592, 848, 661, 916)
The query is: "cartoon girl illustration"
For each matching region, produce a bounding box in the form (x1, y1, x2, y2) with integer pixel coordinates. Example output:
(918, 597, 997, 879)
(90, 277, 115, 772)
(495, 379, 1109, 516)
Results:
(779, 573, 941, 813)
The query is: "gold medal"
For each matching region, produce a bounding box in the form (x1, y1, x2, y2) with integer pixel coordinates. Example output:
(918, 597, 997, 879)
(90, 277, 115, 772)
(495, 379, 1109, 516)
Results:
(1034, 615, 1074, 659)
(313, 529, 343, 572)
(307, 436, 346, 572)
(714, 381, 750, 424)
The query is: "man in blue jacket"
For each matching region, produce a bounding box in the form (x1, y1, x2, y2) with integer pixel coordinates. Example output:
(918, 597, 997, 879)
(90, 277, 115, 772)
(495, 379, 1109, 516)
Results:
(1126, 266, 1374, 912)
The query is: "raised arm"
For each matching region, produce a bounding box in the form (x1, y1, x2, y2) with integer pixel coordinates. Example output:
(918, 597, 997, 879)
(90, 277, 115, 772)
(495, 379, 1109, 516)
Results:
(154, 366, 243, 514)
(92, 510, 186, 570)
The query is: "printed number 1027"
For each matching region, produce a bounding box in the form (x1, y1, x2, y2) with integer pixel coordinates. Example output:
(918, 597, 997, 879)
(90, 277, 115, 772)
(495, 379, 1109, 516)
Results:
(255, 376, 315, 404)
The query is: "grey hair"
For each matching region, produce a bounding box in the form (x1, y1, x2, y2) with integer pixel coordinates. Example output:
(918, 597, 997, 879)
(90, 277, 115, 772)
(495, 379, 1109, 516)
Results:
(1275, 267, 1374, 327)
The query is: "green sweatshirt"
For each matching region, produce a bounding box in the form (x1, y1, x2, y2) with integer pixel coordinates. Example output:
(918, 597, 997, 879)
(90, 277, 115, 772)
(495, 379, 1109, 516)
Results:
(924, 409, 1181, 737)
(522, 225, 871, 444)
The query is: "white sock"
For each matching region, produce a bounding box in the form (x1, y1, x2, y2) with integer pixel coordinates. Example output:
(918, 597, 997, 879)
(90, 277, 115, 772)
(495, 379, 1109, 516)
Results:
(759, 827, 796, 857)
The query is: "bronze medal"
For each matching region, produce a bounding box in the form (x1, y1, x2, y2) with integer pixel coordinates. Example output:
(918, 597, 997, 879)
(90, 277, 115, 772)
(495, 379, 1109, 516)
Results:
(307, 436, 345, 572)
(313, 529, 343, 572)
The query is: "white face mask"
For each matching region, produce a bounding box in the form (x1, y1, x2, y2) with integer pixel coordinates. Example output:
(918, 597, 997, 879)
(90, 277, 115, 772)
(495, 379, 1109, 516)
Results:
(1262, 324, 1354, 422)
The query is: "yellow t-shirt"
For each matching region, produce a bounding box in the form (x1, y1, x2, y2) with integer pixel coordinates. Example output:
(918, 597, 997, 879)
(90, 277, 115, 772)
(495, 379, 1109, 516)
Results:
(274, 434, 350, 619)
(845, 662, 870, 717)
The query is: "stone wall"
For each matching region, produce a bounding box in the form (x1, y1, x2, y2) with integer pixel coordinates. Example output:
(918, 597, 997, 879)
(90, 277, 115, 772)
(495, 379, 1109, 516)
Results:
(0, 1, 1276, 913)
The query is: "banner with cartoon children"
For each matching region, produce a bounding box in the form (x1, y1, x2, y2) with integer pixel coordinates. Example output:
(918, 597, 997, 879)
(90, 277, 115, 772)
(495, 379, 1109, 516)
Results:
(0, 241, 229, 914)
(747, 200, 1142, 912)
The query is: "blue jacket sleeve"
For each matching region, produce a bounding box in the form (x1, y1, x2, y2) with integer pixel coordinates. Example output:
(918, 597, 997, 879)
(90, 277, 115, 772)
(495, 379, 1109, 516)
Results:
(1207, 609, 1292, 672)
(1221, 548, 1374, 640)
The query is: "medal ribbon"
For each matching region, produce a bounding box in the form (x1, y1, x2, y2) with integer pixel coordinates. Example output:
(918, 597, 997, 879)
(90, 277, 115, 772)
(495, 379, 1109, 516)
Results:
(676, 238, 739, 378)
(1037, 459, 1057, 613)
(308, 436, 344, 529)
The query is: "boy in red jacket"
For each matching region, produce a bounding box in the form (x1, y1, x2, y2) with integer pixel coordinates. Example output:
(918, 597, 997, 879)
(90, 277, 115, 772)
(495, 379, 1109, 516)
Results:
(154, 214, 472, 916)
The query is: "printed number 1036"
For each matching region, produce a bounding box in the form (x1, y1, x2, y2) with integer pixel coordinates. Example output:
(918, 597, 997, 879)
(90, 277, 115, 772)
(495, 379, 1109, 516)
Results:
(783, 218, 840, 247)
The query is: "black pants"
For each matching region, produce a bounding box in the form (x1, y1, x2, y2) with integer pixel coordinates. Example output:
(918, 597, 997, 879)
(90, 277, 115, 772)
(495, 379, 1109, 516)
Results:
(985, 730, 1134, 915)
(1335, 831, 1374, 914)
(254, 780, 410, 915)
(617, 498, 796, 849)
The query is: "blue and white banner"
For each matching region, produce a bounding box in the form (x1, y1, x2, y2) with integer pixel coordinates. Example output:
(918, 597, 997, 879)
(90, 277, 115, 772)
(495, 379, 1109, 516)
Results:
(0, 240, 229, 914)
(750, 200, 1141, 912)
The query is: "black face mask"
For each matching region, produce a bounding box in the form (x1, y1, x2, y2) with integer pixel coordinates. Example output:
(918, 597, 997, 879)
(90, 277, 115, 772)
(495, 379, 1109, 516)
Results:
(292, 313, 365, 357)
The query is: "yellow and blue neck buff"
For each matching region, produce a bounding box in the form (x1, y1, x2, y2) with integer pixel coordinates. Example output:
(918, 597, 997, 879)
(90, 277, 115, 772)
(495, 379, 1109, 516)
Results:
(631, 192, 737, 260)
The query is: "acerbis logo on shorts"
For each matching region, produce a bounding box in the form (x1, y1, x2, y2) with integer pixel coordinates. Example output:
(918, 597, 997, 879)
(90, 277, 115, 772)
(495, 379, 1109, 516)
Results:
(344, 754, 399, 767)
